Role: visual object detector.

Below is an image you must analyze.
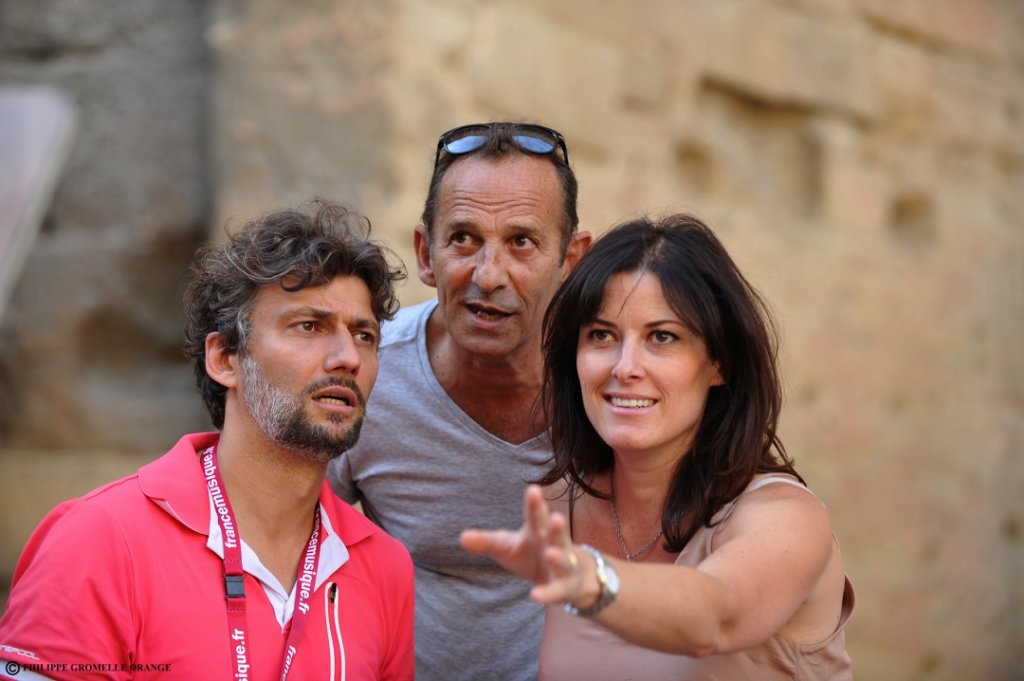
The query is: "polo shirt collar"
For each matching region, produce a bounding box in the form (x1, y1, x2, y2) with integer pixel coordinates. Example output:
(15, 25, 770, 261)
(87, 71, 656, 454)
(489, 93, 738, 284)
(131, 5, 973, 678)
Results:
(137, 432, 377, 550)
(138, 432, 219, 534)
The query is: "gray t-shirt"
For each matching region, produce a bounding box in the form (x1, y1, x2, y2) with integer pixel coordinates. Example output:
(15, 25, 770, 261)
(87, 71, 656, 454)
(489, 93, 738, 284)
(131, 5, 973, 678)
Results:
(328, 300, 547, 681)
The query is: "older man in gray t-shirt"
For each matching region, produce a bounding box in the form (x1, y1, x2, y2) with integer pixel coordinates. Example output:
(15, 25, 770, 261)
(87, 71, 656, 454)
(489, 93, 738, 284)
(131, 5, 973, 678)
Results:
(331, 300, 548, 680)
(328, 122, 590, 680)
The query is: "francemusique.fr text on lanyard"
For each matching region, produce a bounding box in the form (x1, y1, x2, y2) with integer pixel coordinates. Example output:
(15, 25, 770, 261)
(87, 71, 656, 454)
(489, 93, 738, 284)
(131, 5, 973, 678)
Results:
(201, 446, 323, 681)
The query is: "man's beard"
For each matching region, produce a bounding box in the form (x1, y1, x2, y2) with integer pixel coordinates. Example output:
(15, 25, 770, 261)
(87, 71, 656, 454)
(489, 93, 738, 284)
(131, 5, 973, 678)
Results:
(240, 354, 366, 463)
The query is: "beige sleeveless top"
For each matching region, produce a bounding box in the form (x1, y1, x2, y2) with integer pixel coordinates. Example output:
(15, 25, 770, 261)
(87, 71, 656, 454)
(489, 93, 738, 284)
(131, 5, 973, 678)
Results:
(539, 475, 855, 681)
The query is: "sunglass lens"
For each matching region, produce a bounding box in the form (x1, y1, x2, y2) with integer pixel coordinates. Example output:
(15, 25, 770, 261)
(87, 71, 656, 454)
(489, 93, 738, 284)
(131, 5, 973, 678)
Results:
(444, 134, 488, 156)
(513, 134, 557, 154)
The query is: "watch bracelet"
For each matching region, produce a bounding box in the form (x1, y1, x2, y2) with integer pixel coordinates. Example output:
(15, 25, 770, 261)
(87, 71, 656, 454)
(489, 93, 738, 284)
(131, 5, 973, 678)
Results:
(563, 544, 617, 617)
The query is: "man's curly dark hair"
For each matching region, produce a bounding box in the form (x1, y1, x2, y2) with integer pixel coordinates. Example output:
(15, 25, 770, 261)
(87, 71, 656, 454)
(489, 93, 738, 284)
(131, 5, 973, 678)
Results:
(182, 199, 405, 429)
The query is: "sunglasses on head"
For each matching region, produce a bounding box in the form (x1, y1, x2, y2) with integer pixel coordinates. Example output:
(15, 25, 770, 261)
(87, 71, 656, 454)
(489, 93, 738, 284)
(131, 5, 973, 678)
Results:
(433, 122, 569, 169)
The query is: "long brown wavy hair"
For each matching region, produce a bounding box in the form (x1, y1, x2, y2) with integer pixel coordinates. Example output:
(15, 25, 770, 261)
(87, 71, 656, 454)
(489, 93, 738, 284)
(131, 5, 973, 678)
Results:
(537, 214, 802, 552)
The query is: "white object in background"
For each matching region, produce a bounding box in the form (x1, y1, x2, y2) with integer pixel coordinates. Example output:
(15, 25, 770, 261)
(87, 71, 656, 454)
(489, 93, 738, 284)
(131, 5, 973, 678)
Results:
(0, 85, 79, 320)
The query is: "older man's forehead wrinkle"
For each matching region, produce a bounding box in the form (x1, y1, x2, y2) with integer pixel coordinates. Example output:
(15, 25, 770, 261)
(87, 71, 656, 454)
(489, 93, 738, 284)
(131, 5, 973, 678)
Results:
(442, 185, 552, 212)
(442, 191, 559, 231)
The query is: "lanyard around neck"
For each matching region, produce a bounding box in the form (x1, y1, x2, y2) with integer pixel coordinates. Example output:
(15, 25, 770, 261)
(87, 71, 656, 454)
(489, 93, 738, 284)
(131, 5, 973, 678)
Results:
(201, 445, 323, 681)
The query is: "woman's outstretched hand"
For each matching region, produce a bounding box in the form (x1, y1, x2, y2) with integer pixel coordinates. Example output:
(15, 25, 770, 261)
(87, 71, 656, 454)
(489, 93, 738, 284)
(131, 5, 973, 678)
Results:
(460, 485, 594, 606)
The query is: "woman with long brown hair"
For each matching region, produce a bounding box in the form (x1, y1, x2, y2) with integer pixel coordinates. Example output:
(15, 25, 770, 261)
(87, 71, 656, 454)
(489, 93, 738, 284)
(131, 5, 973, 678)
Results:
(461, 214, 854, 679)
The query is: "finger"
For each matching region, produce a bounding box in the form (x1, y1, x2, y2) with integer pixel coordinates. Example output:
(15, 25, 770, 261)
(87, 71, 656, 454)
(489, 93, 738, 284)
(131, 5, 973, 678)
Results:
(530, 579, 577, 605)
(542, 543, 578, 578)
(524, 485, 549, 540)
(563, 546, 580, 574)
(546, 511, 572, 550)
(459, 528, 520, 556)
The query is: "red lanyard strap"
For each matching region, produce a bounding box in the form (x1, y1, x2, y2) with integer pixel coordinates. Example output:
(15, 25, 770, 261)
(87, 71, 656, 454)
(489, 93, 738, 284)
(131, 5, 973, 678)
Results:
(201, 446, 323, 681)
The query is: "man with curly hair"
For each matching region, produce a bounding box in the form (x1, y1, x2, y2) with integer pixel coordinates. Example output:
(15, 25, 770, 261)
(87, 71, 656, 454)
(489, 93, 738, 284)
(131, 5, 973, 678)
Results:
(0, 200, 414, 681)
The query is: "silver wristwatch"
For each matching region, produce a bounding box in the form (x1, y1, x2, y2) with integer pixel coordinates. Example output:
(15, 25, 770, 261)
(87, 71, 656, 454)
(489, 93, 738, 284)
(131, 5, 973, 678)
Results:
(563, 544, 620, 617)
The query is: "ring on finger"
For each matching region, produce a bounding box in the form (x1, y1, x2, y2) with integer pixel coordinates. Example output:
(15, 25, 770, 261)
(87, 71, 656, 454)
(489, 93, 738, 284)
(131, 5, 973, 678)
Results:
(566, 549, 580, 572)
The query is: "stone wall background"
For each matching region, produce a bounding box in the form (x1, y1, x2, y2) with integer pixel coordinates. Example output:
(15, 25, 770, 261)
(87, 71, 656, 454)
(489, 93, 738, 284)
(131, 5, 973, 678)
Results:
(0, 0, 211, 604)
(1, 1, 1021, 679)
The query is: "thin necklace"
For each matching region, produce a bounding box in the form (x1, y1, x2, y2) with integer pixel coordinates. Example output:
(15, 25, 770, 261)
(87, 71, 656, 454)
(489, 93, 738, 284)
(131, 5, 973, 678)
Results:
(609, 475, 664, 561)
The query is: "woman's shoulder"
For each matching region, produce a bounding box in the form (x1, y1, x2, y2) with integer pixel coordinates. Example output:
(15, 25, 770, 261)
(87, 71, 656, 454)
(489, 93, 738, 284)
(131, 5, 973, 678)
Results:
(734, 474, 826, 518)
(743, 472, 811, 495)
(720, 474, 833, 547)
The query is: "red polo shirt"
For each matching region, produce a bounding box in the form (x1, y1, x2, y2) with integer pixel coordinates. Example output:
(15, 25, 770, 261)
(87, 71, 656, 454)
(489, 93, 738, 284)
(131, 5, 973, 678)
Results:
(0, 433, 414, 680)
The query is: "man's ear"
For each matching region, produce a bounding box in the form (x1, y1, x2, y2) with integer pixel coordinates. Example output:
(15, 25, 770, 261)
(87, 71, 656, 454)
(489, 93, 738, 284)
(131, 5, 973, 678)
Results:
(414, 224, 437, 288)
(205, 332, 239, 390)
(561, 230, 593, 280)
